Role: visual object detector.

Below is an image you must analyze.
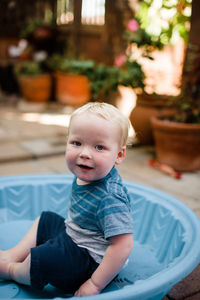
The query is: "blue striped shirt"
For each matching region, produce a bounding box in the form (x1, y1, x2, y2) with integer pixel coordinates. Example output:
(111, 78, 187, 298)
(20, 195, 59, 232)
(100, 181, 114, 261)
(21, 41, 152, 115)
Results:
(65, 167, 133, 262)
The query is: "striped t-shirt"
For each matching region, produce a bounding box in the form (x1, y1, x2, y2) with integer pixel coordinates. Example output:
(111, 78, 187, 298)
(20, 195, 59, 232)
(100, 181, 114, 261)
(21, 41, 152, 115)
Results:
(65, 167, 133, 263)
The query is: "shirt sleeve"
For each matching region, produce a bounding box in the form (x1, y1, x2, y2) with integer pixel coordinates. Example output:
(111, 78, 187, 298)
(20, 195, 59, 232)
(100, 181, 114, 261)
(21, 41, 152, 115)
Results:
(96, 194, 133, 239)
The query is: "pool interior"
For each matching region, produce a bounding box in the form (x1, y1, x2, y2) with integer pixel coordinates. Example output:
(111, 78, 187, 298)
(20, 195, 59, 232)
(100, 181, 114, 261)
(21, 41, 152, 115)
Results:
(0, 219, 165, 299)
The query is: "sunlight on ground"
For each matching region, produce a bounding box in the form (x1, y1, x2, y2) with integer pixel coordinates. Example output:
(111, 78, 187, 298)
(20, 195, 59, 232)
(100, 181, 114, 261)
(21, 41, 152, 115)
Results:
(21, 112, 71, 128)
(19, 86, 137, 143)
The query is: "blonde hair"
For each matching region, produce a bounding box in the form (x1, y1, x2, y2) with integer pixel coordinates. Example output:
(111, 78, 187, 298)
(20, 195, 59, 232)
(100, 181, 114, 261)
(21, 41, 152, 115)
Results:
(69, 102, 130, 146)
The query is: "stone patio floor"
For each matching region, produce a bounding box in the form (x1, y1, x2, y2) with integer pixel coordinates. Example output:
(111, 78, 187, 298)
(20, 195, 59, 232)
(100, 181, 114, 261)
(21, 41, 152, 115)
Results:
(0, 100, 200, 299)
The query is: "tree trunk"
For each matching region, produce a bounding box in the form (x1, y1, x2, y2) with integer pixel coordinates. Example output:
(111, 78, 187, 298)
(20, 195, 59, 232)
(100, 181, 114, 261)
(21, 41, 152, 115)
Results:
(182, 0, 200, 85)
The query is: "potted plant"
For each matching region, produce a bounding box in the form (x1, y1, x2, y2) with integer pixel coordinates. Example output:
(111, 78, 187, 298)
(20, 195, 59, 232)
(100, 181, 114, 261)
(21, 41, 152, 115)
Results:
(47, 52, 146, 107)
(20, 17, 57, 53)
(47, 54, 95, 106)
(151, 42, 200, 172)
(15, 60, 52, 103)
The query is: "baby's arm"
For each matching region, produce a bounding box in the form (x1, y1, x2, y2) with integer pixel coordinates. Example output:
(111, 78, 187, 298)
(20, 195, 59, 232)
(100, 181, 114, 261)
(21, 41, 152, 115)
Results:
(74, 233, 133, 297)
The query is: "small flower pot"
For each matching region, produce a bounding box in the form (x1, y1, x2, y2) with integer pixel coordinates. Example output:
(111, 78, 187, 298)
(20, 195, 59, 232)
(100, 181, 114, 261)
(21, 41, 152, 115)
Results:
(55, 72, 91, 106)
(18, 73, 51, 102)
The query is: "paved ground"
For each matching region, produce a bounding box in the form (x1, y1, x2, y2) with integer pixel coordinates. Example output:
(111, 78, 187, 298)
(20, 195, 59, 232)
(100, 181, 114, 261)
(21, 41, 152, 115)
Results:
(0, 99, 200, 299)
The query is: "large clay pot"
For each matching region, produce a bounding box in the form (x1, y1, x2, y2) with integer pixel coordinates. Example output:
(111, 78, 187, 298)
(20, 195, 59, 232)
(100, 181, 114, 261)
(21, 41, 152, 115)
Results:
(18, 74, 51, 102)
(130, 93, 177, 145)
(151, 117, 200, 171)
(55, 72, 91, 106)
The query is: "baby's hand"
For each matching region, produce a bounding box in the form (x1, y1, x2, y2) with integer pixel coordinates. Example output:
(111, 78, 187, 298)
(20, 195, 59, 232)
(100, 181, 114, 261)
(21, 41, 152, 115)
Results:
(74, 278, 100, 297)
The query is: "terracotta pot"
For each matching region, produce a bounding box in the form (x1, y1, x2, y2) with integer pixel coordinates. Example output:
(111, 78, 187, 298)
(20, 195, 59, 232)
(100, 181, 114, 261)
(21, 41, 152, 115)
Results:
(130, 93, 177, 145)
(151, 117, 200, 172)
(55, 72, 91, 106)
(18, 74, 51, 102)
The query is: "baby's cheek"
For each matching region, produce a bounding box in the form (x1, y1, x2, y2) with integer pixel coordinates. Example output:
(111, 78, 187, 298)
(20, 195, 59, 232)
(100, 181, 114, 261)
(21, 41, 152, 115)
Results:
(66, 148, 78, 166)
(65, 151, 72, 166)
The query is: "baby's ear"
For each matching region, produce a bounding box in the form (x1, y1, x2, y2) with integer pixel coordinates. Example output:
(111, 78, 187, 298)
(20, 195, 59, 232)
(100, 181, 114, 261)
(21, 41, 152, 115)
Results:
(115, 146, 126, 165)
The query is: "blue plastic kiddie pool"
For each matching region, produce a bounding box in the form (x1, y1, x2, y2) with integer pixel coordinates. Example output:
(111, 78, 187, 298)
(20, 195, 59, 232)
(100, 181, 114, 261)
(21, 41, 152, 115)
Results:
(0, 174, 200, 300)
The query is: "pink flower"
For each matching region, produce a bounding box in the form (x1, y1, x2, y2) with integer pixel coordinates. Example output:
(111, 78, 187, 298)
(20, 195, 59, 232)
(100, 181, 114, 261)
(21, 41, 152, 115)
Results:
(127, 19, 139, 32)
(114, 54, 126, 67)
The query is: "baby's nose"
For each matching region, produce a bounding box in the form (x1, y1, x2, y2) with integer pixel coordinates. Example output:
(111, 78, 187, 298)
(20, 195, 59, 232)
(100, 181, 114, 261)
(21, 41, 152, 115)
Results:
(79, 147, 92, 159)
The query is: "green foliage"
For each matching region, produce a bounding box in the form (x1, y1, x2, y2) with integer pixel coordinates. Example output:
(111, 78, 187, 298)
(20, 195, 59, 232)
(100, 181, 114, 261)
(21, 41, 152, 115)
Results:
(89, 61, 145, 98)
(89, 65, 120, 97)
(119, 60, 145, 89)
(20, 17, 57, 39)
(47, 55, 145, 99)
(47, 54, 95, 78)
(173, 94, 200, 123)
(111, 17, 163, 96)
(124, 21, 163, 51)
(15, 61, 44, 76)
(137, 0, 192, 45)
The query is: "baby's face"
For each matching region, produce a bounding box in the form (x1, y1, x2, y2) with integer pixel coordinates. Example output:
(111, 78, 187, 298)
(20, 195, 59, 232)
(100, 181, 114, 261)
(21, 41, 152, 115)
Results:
(65, 112, 125, 185)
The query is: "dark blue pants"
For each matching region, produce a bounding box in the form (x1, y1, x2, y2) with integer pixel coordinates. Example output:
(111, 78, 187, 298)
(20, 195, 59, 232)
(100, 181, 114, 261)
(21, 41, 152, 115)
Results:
(30, 211, 99, 293)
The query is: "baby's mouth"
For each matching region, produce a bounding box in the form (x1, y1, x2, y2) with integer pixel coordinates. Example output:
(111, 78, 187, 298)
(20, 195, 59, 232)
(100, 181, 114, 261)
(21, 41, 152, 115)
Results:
(77, 164, 94, 171)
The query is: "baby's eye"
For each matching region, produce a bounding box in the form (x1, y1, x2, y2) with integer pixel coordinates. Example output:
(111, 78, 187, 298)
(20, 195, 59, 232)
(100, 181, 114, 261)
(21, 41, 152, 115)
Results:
(73, 141, 81, 146)
(96, 145, 104, 151)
